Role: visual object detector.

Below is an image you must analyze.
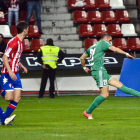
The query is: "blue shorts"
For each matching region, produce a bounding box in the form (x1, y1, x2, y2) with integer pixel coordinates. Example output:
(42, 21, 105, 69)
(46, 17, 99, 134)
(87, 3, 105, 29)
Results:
(1, 73, 22, 91)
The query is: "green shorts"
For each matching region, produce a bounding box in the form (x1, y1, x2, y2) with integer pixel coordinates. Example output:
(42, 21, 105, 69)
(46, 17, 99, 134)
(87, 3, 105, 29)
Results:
(91, 69, 112, 88)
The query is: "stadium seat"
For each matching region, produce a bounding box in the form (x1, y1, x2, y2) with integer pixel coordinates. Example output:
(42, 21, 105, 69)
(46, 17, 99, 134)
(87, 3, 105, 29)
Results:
(84, 0, 96, 9)
(96, 0, 111, 9)
(110, 0, 125, 9)
(23, 39, 32, 52)
(19, 11, 35, 23)
(102, 10, 116, 23)
(0, 25, 12, 37)
(108, 24, 123, 37)
(113, 38, 128, 50)
(84, 38, 97, 50)
(88, 11, 102, 23)
(73, 11, 89, 23)
(28, 25, 41, 37)
(127, 38, 140, 51)
(93, 24, 107, 37)
(121, 24, 137, 36)
(0, 11, 7, 24)
(116, 10, 131, 23)
(3, 39, 10, 44)
(10, 25, 17, 37)
(79, 24, 94, 37)
(31, 39, 44, 52)
(68, 0, 85, 9)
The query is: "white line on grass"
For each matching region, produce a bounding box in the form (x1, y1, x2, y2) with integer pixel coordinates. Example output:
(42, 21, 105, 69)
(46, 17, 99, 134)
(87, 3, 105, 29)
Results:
(14, 107, 140, 112)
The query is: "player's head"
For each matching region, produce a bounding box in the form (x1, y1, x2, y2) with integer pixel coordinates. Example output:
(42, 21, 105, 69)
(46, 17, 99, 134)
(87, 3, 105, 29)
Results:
(46, 38, 54, 46)
(0, 33, 4, 43)
(101, 33, 112, 45)
(17, 21, 28, 36)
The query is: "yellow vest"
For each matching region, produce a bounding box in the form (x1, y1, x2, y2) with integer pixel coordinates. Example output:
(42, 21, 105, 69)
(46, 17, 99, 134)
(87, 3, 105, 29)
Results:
(40, 45, 60, 69)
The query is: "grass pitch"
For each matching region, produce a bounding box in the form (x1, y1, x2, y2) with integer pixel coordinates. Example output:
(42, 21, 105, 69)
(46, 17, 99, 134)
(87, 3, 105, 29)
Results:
(0, 95, 140, 140)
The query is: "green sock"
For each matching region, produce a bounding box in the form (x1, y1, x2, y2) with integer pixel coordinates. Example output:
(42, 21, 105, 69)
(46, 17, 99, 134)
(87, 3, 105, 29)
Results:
(86, 95, 106, 114)
(120, 85, 140, 97)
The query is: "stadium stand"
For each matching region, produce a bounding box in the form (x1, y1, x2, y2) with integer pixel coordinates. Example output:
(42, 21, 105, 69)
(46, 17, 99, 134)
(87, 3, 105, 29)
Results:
(10, 25, 17, 37)
(113, 38, 128, 50)
(28, 25, 41, 38)
(79, 24, 94, 37)
(88, 11, 102, 23)
(110, 0, 125, 9)
(96, 0, 111, 9)
(31, 39, 44, 52)
(128, 38, 140, 51)
(102, 10, 116, 23)
(108, 24, 123, 37)
(0, 25, 12, 38)
(23, 39, 32, 52)
(116, 10, 131, 23)
(84, 0, 96, 9)
(121, 24, 138, 36)
(93, 24, 107, 37)
(84, 38, 97, 50)
(73, 11, 89, 23)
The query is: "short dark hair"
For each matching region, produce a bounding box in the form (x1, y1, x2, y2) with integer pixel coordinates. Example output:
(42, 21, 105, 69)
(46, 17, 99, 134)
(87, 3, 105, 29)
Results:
(101, 33, 111, 39)
(17, 21, 28, 34)
(46, 38, 54, 46)
(0, 33, 4, 38)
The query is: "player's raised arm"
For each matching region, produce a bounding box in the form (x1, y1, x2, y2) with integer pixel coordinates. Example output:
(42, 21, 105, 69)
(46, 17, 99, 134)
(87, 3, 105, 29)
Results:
(109, 46, 135, 60)
(80, 53, 91, 74)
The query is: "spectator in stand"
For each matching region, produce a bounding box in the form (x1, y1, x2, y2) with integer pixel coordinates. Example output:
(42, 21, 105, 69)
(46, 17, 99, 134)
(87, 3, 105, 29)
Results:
(0, 33, 7, 55)
(5, 0, 24, 30)
(71, 0, 86, 7)
(0, 0, 8, 11)
(26, 0, 44, 35)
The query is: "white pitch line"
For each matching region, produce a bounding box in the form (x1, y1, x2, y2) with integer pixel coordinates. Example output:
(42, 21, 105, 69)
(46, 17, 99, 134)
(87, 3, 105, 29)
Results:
(14, 107, 140, 112)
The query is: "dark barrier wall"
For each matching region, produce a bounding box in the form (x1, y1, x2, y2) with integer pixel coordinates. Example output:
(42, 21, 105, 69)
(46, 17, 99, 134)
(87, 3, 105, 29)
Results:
(0, 53, 126, 71)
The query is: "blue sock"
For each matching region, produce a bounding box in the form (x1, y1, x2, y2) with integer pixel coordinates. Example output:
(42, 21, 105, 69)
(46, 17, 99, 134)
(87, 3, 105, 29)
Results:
(0, 107, 6, 123)
(5, 101, 18, 117)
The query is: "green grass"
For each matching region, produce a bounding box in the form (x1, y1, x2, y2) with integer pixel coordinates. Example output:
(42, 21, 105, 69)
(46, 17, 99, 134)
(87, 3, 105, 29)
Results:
(0, 95, 140, 140)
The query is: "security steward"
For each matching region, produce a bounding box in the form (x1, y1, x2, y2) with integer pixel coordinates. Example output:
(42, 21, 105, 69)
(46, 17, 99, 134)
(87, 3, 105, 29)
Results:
(37, 38, 65, 98)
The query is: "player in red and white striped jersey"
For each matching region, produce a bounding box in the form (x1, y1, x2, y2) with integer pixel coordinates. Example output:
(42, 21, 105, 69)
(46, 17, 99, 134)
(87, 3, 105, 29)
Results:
(0, 21, 28, 125)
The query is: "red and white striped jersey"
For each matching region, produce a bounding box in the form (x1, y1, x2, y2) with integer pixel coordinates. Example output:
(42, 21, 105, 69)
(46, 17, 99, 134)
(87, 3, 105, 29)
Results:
(1, 36, 23, 74)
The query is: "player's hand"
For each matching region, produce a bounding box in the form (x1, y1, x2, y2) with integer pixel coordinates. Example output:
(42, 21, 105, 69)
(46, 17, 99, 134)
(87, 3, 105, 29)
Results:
(21, 66, 28, 73)
(84, 67, 91, 74)
(127, 53, 135, 60)
(9, 71, 17, 81)
(0, 52, 3, 56)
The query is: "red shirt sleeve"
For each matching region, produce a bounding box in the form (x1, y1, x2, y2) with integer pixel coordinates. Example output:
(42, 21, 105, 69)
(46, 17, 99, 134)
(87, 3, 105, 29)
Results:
(4, 40, 17, 57)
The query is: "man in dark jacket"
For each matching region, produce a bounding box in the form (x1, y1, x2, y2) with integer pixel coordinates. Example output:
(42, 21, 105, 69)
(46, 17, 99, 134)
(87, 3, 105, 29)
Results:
(37, 38, 66, 98)
(0, 33, 7, 55)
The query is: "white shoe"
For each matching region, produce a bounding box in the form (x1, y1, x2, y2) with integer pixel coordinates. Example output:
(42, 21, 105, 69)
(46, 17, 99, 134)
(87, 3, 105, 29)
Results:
(4, 114, 16, 125)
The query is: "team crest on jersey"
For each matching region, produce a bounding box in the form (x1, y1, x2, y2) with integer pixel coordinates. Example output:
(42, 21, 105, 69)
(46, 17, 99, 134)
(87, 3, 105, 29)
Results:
(9, 83, 12, 88)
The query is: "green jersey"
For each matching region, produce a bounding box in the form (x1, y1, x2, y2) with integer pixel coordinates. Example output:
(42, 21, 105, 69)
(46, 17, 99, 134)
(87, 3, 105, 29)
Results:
(85, 40, 112, 70)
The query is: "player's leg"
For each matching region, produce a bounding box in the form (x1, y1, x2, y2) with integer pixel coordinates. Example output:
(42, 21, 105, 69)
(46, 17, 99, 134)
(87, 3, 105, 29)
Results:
(4, 90, 19, 118)
(83, 69, 109, 119)
(48, 69, 56, 98)
(39, 68, 49, 98)
(109, 77, 140, 97)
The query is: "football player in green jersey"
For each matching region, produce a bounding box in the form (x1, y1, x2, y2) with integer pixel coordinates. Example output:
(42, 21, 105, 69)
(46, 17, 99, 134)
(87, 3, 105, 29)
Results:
(80, 33, 140, 119)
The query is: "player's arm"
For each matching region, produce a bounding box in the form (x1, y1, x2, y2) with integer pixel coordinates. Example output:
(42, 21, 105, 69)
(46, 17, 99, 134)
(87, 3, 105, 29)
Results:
(19, 62, 28, 73)
(80, 53, 91, 74)
(109, 46, 134, 60)
(2, 54, 17, 81)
